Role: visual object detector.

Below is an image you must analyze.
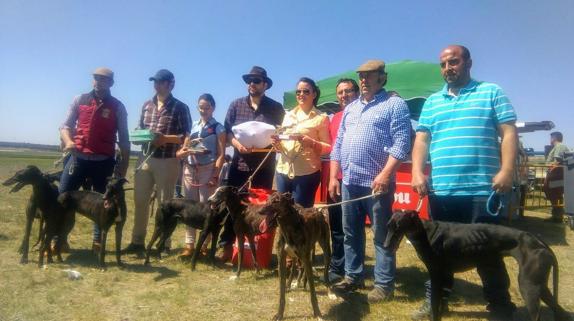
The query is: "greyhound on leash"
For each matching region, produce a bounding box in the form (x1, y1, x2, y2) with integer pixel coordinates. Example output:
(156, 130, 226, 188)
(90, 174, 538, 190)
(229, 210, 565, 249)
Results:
(384, 210, 571, 321)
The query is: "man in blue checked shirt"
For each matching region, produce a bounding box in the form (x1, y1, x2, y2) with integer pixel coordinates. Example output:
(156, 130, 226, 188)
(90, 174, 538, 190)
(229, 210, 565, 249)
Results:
(411, 45, 518, 321)
(329, 59, 412, 302)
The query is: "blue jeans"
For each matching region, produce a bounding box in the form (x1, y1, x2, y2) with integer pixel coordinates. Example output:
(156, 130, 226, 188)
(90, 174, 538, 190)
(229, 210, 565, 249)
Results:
(342, 183, 396, 291)
(59, 156, 116, 243)
(275, 171, 321, 208)
(328, 180, 345, 280)
(424, 195, 513, 310)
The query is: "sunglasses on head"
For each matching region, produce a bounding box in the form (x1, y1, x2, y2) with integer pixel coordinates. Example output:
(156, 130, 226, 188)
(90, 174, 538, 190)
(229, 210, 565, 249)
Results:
(296, 89, 311, 96)
(246, 78, 263, 85)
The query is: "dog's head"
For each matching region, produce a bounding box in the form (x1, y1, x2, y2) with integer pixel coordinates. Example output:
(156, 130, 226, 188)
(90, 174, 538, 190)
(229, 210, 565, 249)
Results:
(102, 177, 128, 209)
(256, 192, 293, 231)
(2, 165, 44, 193)
(258, 191, 293, 219)
(207, 185, 250, 209)
(384, 210, 423, 252)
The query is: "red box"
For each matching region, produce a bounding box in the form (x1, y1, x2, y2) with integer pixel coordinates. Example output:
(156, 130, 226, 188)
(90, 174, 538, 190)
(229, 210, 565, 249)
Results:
(317, 161, 430, 220)
(231, 188, 275, 269)
(231, 230, 275, 269)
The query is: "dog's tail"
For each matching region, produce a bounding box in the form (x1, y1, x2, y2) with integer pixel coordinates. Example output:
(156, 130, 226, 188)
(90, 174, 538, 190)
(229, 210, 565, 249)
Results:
(532, 234, 560, 300)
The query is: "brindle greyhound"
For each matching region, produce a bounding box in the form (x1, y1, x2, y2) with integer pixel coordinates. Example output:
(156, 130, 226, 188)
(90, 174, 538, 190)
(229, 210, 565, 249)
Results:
(384, 210, 571, 321)
(258, 192, 331, 321)
(57, 177, 128, 269)
(2, 166, 69, 265)
(143, 198, 228, 268)
(207, 186, 275, 279)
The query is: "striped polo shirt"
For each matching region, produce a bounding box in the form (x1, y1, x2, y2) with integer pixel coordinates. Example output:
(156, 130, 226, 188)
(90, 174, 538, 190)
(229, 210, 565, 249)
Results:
(417, 80, 517, 196)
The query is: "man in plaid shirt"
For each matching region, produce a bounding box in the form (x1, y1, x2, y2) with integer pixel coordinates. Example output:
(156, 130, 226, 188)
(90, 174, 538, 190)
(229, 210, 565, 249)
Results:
(218, 66, 284, 261)
(329, 60, 411, 302)
(125, 69, 191, 253)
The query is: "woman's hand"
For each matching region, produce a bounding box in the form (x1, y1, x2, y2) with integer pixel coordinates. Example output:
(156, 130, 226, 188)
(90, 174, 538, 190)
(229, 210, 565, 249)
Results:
(271, 134, 282, 150)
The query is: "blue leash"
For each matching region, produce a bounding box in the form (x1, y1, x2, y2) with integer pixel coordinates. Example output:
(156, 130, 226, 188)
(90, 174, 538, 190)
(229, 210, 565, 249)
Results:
(486, 190, 504, 216)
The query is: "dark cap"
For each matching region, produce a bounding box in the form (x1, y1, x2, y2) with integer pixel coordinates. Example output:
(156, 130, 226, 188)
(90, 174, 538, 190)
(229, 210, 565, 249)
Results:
(356, 60, 386, 73)
(93, 67, 114, 80)
(242, 66, 273, 89)
(149, 69, 175, 82)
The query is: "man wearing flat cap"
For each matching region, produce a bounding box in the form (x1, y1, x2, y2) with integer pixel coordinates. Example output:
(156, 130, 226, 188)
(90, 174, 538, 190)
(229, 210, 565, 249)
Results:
(124, 69, 192, 254)
(218, 66, 285, 260)
(329, 60, 411, 302)
(59, 67, 130, 251)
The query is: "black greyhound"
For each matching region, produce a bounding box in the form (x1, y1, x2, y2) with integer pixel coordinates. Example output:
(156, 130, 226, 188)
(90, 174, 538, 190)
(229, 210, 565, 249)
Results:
(143, 198, 228, 268)
(384, 210, 571, 321)
(57, 177, 128, 269)
(2, 166, 70, 265)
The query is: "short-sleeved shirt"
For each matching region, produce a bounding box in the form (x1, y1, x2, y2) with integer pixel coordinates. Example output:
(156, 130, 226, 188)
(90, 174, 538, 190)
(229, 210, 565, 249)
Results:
(139, 95, 191, 158)
(61, 91, 130, 160)
(276, 106, 331, 178)
(417, 80, 517, 196)
(224, 95, 284, 172)
(188, 117, 225, 166)
(546, 142, 570, 162)
(329, 109, 344, 180)
(330, 90, 412, 188)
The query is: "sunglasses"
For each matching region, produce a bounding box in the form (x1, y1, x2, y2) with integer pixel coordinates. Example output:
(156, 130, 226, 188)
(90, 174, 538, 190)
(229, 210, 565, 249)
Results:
(296, 89, 311, 96)
(246, 78, 263, 85)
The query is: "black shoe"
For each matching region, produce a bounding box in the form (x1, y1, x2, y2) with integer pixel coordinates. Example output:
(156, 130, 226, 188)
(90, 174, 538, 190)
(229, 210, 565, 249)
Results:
(411, 300, 449, 321)
(487, 303, 515, 321)
(123, 243, 145, 254)
(331, 278, 364, 296)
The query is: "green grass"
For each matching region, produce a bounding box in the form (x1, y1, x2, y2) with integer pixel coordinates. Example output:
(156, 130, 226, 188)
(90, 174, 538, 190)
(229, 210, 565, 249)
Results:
(0, 151, 573, 321)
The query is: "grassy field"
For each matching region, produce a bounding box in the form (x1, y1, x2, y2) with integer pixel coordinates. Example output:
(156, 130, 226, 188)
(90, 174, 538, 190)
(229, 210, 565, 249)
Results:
(0, 151, 573, 321)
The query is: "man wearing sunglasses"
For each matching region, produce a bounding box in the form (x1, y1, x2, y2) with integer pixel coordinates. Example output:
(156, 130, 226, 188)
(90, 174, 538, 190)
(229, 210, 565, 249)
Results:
(219, 66, 285, 261)
(330, 60, 411, 303)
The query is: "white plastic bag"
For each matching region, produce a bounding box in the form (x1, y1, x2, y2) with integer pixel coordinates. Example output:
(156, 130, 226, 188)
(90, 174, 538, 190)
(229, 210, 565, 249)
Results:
(231, 121, 276, 148)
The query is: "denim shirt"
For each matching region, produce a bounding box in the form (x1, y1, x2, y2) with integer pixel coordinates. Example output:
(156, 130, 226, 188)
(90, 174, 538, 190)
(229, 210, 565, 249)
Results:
(188, 118, 224, 166)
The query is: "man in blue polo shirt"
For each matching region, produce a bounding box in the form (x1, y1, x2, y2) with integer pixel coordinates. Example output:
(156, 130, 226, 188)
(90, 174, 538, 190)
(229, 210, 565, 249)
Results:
(411, 45, 518, 320)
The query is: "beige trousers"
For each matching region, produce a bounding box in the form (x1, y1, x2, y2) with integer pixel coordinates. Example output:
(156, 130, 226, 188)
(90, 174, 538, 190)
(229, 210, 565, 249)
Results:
(131, 156, 180, 245)
(183, 162, 216, 244)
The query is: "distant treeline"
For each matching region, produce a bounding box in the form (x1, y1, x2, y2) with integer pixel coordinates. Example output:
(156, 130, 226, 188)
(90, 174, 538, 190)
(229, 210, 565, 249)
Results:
(0, 142, 140, 156)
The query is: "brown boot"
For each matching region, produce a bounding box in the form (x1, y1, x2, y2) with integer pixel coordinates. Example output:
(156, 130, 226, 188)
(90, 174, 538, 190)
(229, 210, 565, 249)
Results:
(179, 243, 194, 259)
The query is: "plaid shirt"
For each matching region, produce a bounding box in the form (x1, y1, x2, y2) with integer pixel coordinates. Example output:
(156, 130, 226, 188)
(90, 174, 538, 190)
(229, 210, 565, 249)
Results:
(224, 95, 284, 182)
(138, 94, 191, 158)
(331, 90, 411, 188)
(224, 95, 284, 134)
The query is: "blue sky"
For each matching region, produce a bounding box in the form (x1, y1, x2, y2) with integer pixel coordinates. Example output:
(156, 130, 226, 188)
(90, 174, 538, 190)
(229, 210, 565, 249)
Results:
(1, 0, 572, 151)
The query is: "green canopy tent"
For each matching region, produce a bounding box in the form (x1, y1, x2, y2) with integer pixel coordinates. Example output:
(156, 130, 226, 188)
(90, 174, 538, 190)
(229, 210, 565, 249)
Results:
(283, 60, 444, 120)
